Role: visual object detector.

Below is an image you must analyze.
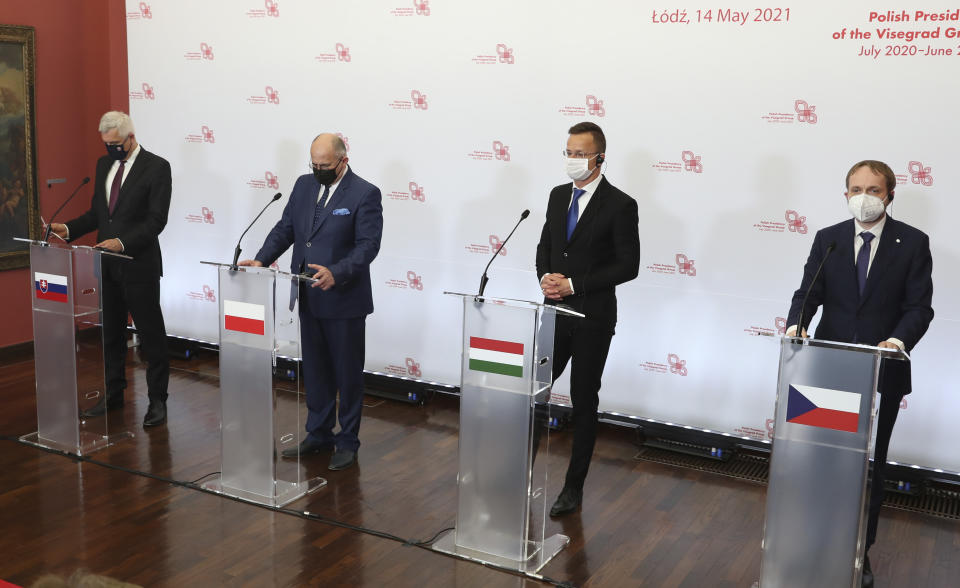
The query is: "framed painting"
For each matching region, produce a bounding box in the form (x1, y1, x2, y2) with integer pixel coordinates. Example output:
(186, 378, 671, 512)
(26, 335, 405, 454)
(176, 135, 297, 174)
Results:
(0, 24, 39, 270)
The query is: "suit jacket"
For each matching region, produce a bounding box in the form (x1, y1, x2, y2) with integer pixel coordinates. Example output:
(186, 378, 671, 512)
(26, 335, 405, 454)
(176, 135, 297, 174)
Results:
(787, 216, 934, 394)
(535, 176, 640, 328)
(255, 169, 383, 319)
(66, 148, 172, 282)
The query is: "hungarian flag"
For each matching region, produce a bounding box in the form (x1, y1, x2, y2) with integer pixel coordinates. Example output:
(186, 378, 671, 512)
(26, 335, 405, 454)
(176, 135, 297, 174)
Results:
(468, 336, 524, 378)
(35, 272, 68, 303)
(786, 384, 861, 433)
(224, 300, 265, 335)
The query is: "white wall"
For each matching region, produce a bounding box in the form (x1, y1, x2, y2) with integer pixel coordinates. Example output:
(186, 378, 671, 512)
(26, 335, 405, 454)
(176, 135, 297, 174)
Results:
(126, 1, 960, 471)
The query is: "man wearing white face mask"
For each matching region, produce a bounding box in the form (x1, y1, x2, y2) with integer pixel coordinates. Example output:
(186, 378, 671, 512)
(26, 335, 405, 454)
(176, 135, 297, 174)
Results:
(535, 122, 640, 517)
(785, 159, 933, 587)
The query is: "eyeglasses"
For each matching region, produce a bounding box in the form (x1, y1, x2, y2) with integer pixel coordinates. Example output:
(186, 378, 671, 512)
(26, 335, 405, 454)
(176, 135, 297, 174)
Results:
(308, 160, 340, 172)
(562, 150, 599, 159)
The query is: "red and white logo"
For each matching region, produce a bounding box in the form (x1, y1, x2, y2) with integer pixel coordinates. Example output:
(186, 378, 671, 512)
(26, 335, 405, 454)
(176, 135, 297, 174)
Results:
(586, 95, 606, 117)
(765, 418, 775, 440)
(414, 0, 430, 16)
(908, 161, 933, 186)
(489, 235, 506, 256)
(265, 171, 279, 189)
(336, 43, 351, 62)
(39, 279, 48, 292)
(775, 316, 787, 335)
(406, 357, 422, 377)
(130, 83, 155, 100)
(795, 100, 818, 124)
(185, 206, 216, 224)
(127, 2, 152, 19)
(247, 86, 279, 105)
(668, 353, 688, 376)
(682, 150, 702, 173)
(676, 253, 696, 276)
(407, 270, 424, 290)
(409, 181, 425, 201)
(493, 141, 510, 161)
(497, 44, 515, 64)
(185, 126, 215, 144)
(336, 133, 350, 152)
(411, 90, 428, 110)
(201, 43, 214, 60)
(785, 210, 807, 234)
(187, 284, 217, 302)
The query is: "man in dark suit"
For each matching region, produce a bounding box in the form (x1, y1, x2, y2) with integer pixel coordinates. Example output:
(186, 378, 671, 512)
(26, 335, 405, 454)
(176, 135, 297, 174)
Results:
(786, 160, 934, 587)
(240, 133, 383, 471)
(50, 111, 172, 427)
(536, 122, 641, 516)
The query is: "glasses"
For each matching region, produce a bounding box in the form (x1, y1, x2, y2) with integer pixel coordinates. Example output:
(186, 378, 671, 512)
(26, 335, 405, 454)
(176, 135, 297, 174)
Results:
(562, 150, 599, 159)
(308, 157, 342, 172)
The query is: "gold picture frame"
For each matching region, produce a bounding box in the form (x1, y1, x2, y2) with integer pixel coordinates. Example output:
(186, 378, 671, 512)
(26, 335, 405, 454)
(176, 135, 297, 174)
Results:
(0, 24, 39, 270)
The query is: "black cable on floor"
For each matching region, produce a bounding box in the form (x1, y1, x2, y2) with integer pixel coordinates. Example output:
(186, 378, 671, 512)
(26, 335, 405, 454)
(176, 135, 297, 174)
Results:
(2, 436, 575, 587)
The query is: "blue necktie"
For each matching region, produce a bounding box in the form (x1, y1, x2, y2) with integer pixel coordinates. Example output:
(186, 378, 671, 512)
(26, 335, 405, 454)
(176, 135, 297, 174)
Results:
(566, 188, 586, 241)
(312, 185, 331, 229)
(856, 231, 874, 295)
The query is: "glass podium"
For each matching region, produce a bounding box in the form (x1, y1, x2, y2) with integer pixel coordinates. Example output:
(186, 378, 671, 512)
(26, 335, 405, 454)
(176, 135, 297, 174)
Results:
(16, 238, 134, 455)
(199, 261, 326, 507)
(432, 292, 583, 573)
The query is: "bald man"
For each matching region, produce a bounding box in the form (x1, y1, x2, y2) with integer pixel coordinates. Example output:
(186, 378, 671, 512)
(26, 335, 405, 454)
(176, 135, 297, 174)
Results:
(240, 134, 383, 470)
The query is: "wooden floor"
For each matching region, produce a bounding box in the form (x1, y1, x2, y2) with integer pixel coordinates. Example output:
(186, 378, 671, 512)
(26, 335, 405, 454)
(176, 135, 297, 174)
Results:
(1, 348, 959, 587)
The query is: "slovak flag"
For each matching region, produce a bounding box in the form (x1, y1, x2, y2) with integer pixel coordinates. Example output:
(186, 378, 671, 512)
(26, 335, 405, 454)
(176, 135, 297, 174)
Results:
(223, 299, 265, 335)
(786, 384, 861, 433)
(35, 272, 69, 303)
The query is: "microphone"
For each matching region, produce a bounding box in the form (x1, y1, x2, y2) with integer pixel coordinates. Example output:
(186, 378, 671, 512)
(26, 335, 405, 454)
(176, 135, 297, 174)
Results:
(43, 177, 90, 241)
(477, 209, 529, 297)
(231, 192, 282, 271)
(794, 241, 836, 339)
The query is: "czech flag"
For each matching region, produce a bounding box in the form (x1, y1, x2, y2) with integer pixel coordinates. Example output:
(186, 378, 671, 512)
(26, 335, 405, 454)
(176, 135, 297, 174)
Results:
(786, 384, 861, 433)
(34, 272, 68, 303)
(224, 300, 265, 335)
(468, 336, 524, 378)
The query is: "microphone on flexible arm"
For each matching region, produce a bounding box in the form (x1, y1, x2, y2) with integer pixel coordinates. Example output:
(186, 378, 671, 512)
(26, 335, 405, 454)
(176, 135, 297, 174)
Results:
(477, 209, 530, 297)
(794, 241, 836, 340)
(43, 177, 90, 242)
(231, 192, 282, 271)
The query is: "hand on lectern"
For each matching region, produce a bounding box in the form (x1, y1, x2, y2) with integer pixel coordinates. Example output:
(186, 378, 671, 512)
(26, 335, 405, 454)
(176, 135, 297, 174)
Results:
(48, 223, 68, 239)
(877, 341, 898, 350)
(237, 260, 263, 267)
(785, 325, 808, 338)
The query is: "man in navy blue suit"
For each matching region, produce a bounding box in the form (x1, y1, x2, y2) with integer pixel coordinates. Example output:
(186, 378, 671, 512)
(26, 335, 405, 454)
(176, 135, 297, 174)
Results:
(786, 160, 933, 587)
(240, 133, 383, 470)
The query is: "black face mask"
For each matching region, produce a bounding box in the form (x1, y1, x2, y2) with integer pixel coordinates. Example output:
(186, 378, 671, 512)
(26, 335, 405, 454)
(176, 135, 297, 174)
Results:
(312, 159, 341, 186)
(105, 137, 130, 161)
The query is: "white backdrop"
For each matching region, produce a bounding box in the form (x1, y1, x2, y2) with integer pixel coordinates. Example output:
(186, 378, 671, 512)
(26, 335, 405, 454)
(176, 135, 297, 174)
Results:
(125, 1, 960, 471)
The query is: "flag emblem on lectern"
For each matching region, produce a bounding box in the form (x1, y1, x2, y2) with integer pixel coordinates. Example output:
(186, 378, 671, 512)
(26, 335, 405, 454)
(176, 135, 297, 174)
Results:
(34, 272, 68, 303)
(468, 337, 523, 378)
(786, 384, 861, 433)
(224, 300, 265, 335)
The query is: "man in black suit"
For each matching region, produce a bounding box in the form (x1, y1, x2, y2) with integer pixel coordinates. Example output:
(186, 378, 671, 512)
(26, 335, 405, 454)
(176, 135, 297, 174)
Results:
(51, 111, 172, 427)
(786, 160, 934, 587)
(535, 122, 641, 516)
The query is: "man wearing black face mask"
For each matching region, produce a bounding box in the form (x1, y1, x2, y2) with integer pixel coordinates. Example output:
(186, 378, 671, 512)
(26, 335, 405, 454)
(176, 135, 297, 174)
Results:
(49, 111, 172, 427)
(239, 133, 383, 471)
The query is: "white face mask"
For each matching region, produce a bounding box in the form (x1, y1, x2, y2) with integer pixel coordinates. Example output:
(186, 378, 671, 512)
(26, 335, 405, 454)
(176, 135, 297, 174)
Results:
(846, 193, 887, 223)
(565, 157, 593, 181)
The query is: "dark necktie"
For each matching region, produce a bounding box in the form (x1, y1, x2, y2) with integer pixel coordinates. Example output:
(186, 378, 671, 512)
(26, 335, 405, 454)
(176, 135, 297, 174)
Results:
(566, 188, 586, 241)
(856, 231, 875, 295)
(108, 161, 126, 215)
(312, 184, 331, 229)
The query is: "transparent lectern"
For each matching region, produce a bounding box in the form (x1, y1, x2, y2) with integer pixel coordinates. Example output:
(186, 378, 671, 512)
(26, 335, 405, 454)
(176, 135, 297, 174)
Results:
(199, 262, 326, 506)
(16, 238, 134, 455)
(433, 292, 583, 573)
(761, 336, 909, 587)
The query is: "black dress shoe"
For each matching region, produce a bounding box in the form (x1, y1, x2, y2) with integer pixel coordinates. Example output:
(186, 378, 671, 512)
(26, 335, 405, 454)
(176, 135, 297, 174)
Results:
(328, 448, 357, 471)
(281, 437, 333, 458)
(862, 554, 874, 588)
(80, 396, 124, 418)
(550, 487, 583, 517)
(142, 402, 167, 427)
